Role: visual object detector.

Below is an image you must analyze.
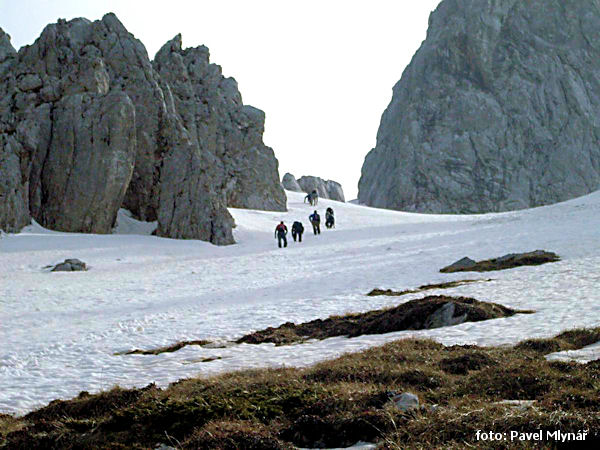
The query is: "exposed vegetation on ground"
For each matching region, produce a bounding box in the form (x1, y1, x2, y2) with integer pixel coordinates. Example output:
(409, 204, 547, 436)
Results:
(2, 328, 599, 449)
(367, 278, 493, 297)
(115, 340, 213, 356)
(440, 251, 560, 273)
(237, 295, 534, 345)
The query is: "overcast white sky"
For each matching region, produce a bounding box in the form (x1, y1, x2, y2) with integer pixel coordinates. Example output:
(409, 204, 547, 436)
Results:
(0, 0, 441, 199)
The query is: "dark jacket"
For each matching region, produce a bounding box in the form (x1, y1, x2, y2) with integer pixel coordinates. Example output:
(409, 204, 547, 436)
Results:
(292, 221, 304, 233)
(309, 213, 320, 223)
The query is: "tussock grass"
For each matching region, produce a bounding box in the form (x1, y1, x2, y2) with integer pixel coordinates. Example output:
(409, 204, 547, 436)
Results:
(515, 328, 600, 354)
(2, 328, 599, 449)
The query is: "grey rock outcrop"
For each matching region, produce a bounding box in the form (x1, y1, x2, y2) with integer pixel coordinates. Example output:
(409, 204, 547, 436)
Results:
(0, 29, 30, 233)
(0, 15, 284, 244)
(359, 0, 600, 213)
(440, 257, 477, 272)
(282, 172, 302, 192)
(153, 35, 286, 213)
(39, 91, 136, 233)
(423, 302, 468, 328)
(297, 175, 346, 202)
(440, 250, 560, 273)
(51, 258, 87, 272)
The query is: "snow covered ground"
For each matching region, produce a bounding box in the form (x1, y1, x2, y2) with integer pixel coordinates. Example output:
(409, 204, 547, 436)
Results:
(1, 190, 599, 415)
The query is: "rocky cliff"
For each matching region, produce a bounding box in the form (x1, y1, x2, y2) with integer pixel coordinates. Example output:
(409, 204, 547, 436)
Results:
(358, 0, 600, 213)
(0, 29, 30, 233)
(281, 172, 302, 192)
(296, 175, 345, 202)
(0, 14, 285, 243)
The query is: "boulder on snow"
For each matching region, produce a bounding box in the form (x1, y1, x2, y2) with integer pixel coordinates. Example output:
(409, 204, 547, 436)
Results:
(51, 259, 87, 272)
(423, 302, 467, 328)
(440, 250, 560, 273)
(440, 257, 477, 273)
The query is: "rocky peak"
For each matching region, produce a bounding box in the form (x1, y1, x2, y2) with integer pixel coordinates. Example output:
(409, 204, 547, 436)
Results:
(359, 0, 600, 213)
(0, 28, 16, 63)
(0, 13, 285, 243)
(153, 34, 286, 212)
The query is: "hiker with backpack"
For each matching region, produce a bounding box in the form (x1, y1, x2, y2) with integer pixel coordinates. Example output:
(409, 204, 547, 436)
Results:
(325, 207, 335, 229)
(291, 221, 304, 242)
(274, 221, 288, 248)
(304, 190, 319, 206)
(309, 210, 321, 235)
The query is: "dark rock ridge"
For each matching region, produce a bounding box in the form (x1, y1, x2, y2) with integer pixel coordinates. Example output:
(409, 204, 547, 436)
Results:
(237, 295, 531, 345)
(284, 173, 345, 201)
(359, 0, 600, 213)
(440, 250, 560, 273)
(0, 14, 286, 243)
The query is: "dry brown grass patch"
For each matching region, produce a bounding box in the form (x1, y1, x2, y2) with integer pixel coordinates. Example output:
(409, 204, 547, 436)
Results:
(3, 328, 599, 449)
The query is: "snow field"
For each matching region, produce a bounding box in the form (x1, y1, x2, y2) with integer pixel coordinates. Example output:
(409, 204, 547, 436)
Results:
(1, 190, 599, 415)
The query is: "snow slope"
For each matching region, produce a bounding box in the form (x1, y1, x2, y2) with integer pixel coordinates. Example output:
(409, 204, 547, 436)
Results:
(1, 190, 599, 415)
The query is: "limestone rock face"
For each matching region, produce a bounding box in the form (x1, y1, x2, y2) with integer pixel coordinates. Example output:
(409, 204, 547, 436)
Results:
(153, 35, 286, 213)
(0, 29, 30, 232)
(297, 175, 346, 202)
(281, 172, 302, 192)
(324, 180, 345, 203)
(39, 92, 136, 233)
(359, 0, 600, 213)
(0, 15, 283, 243)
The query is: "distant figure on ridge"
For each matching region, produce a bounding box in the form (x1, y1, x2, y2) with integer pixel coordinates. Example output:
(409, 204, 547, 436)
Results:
(309, 210, 321, 235)
(291, 221, 304, 242)
(325, 207, 335, 229)
(304, 190, 319, 206)
(274, 221, 288, 248)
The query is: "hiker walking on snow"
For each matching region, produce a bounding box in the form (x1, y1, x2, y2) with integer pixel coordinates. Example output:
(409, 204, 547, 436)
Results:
(274, 221, 288, 248)
(291, 221, 304, 242)
(304, 190, 319, 206)
(309, 210, 321, 235)
(325, 207, 335, 229)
